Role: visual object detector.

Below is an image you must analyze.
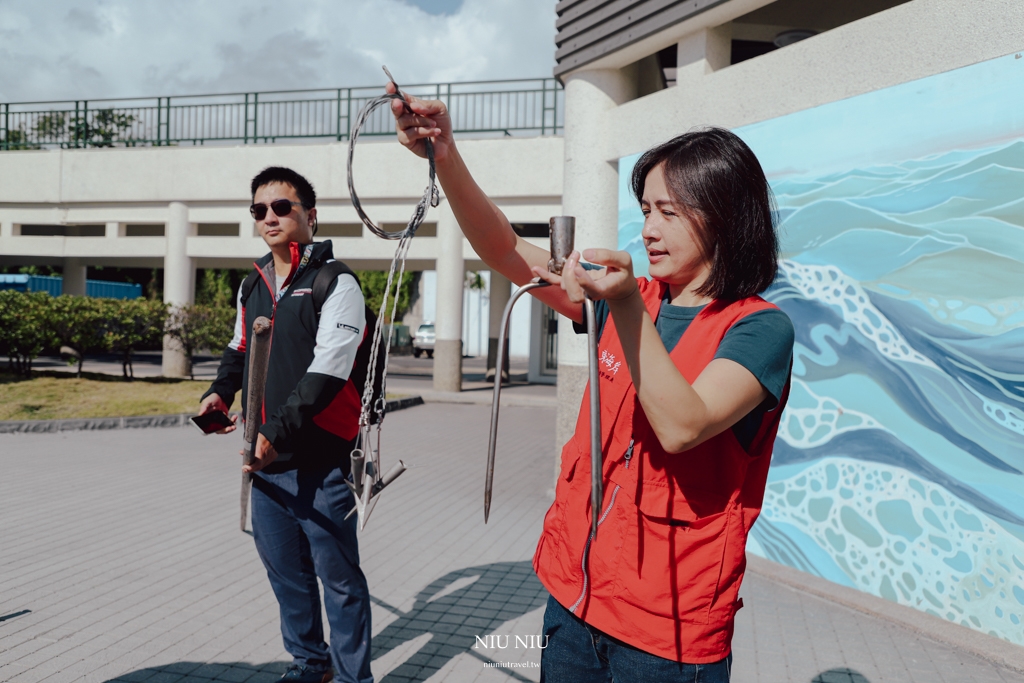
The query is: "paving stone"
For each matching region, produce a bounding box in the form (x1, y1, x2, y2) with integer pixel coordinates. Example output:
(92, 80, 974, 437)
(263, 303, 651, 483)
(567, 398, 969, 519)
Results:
(2, 403, 1023, 683)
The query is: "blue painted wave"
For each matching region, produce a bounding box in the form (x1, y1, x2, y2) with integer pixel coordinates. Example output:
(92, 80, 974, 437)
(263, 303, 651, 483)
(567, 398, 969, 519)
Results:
(752, 140, 1024, 642)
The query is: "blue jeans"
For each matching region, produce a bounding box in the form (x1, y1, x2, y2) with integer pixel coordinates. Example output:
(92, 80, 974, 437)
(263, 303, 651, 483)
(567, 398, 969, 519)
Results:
(251, 467, 372, 683)
(540, 596, 732, 683)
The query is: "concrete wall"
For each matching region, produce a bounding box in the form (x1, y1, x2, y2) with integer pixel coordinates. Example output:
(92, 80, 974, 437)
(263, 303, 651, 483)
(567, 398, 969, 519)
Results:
(608, 0, 1024, 161)
(553, 0, 1024, 447)
(552, 0, 1024, 647)
(0, 136, 563, 271)
(0, 135, 563, 378)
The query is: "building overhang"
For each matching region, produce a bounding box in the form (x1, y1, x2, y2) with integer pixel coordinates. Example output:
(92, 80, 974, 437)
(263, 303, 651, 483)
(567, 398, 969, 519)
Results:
(554, 0, 774, 80)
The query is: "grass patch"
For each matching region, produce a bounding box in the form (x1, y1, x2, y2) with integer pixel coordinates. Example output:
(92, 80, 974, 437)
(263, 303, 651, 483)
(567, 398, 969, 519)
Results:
(0, 371, 409, 421)
(0, 371, 208, 421)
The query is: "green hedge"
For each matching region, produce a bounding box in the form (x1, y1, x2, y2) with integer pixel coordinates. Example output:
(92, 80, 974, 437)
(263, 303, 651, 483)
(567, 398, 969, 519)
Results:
(0, 290, 234, 379)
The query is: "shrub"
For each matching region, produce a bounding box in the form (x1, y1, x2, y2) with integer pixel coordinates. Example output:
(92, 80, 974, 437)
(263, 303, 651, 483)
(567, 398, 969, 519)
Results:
(101, 298, 168, 379)
(49, 295, 107, 376)
(356, 270, 414, 324)
(0, 291, 55, 376)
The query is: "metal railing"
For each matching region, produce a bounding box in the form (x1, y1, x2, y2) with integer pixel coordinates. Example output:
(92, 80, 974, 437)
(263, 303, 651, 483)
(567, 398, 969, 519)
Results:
(0, 78, 563, 150)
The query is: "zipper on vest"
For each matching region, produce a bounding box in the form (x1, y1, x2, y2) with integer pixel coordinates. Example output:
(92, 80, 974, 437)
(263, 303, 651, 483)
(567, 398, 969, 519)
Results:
(568, 484, 620, 614)
(567, 438, 634, 614)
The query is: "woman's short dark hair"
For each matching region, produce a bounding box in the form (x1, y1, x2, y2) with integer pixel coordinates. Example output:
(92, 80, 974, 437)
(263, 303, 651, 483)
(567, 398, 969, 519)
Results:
(630, 127, 778, 300)
(250, 166, 316, 209)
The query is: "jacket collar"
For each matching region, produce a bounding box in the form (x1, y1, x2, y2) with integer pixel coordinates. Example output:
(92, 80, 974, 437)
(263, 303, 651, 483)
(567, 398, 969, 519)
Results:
(254, 240, 335, 274)
(253, 240, 336, 299)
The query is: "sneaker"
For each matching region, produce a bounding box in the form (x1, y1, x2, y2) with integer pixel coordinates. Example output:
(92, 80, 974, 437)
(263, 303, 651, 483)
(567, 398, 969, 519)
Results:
(278, 664, 333, 682)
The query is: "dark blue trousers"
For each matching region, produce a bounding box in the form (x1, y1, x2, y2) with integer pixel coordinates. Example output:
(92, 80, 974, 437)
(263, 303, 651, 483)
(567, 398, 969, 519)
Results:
(540, 596, 732, 683)
(251, 467, 372, 683)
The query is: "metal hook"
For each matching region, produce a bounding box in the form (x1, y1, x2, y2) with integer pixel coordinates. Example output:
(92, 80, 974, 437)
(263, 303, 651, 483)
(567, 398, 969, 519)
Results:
(345, 427, 407, 529)
(485, 216, 603, 539)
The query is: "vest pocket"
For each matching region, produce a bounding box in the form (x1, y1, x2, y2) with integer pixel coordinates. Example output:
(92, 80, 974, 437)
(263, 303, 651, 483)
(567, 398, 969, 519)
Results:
(616, 499, 733, 624)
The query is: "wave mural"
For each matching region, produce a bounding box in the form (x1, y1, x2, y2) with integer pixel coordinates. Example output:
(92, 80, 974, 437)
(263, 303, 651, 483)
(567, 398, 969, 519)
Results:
(619, 52, 1024, 643)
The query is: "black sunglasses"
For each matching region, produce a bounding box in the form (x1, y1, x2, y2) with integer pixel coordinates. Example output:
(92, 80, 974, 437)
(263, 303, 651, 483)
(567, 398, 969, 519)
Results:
(250, 199, 305, 221)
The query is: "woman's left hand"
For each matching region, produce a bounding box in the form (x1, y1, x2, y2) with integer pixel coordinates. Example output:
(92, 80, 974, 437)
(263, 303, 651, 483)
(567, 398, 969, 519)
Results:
(532, 249, 638, 303)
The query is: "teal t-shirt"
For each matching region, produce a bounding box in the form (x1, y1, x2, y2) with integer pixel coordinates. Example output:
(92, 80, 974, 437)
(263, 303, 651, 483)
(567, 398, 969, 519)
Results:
(574, 294, 794, 450)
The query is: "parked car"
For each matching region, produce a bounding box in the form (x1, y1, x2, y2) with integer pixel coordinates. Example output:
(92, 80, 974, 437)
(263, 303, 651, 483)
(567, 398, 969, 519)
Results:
(413, 322, 435, 358)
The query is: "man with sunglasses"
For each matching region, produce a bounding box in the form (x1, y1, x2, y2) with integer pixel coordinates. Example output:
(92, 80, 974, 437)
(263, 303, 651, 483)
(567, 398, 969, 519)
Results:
(199, 167, 373, 683)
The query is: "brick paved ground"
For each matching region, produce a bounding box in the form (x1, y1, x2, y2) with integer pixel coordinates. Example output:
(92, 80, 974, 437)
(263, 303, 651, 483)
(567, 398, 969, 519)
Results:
(1, 403, 1021, 683)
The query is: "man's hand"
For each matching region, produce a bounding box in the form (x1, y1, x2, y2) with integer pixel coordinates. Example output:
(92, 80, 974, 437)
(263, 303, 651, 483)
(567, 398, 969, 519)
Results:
(531, 249, 639, 304)
(387, 82, 454, 163)
(242, 434, 278, 474)
(198, 393, 237, 434)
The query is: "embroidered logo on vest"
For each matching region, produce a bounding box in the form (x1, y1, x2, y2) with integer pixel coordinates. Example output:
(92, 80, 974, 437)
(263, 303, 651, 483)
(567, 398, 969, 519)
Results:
(600, 350, 621, 376)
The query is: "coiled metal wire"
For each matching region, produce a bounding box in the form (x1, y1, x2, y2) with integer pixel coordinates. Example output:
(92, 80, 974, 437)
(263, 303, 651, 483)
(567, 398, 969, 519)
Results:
(346, 70, 440, 240)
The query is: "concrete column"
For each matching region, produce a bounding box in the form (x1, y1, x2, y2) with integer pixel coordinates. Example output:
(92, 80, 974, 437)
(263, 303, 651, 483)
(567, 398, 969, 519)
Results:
(676, 25, 732, 83)
(0, 220, 13, 238)
(63, 258, 87, 296)
(162, 201, 195, 378)
(105, 221, 121, 238)
(433, 201, 464, 392)
(485, 270, 511, 382)
(239, 221, 252, 238)
(556, 68, 636, 452)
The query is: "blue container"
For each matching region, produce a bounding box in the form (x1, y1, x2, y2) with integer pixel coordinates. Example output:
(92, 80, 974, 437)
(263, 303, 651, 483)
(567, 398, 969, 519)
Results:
(0, 274, 31, 291)
(29, 275, 63, 296)
(86, 280, 142, 299)
(0, 274, 141, 299)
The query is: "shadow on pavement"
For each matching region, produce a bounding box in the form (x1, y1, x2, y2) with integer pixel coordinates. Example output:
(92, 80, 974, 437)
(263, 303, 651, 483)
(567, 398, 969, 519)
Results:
(104, 660, 288, 682)
(103, 561, 547, 683)
(0, 609, 31, 623)
(811, 668, 871, 683)
(371, 560, 548, 682)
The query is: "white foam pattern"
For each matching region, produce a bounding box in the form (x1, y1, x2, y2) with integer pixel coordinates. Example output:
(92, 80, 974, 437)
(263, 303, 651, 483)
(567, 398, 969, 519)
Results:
(961, 382, 1024, 438)
(780, 260, 936, 368)
(763, 458, 1024, 644)
(778, 380, 886, 448)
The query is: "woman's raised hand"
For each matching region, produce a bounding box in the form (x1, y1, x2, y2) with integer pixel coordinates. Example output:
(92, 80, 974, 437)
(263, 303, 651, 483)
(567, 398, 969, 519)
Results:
(532, 249, 639, 304)
(386, 82, 454, 163)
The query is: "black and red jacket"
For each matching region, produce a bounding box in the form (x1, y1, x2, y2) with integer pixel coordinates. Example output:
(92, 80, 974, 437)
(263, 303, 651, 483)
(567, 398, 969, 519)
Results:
(203, 240, 370, 473)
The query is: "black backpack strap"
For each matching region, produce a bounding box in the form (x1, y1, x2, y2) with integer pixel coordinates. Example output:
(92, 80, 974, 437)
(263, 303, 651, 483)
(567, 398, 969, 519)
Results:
(238, 269, 261, 308)
(311, 260, 358, 316)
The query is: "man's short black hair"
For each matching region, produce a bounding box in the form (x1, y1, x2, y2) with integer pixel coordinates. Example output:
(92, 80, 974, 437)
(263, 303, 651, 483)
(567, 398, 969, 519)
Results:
(250, 167, 316, 208)
(631, 127, 779, 300)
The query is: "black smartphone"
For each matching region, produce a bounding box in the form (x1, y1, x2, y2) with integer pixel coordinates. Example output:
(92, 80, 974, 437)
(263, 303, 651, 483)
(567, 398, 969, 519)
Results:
(190, 410, 234, 435)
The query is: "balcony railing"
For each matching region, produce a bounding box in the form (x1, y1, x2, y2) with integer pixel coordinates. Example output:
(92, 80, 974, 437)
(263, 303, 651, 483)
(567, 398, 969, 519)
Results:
(0, 78, 563, 150)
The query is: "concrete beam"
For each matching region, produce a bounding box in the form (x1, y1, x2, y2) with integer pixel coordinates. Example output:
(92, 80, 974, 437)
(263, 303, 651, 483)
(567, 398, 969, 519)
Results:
(486, 270, 511, 382)
(676, 24, 732, 83)
(556, 67, 634, 452)
(162, 202, 195, 378)
(63, 258, 87, 296)
(433, 202, 464, 392)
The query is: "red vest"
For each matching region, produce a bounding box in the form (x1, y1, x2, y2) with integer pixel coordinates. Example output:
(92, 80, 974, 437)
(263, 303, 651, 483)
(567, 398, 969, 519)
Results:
(533, 278, 790, 663)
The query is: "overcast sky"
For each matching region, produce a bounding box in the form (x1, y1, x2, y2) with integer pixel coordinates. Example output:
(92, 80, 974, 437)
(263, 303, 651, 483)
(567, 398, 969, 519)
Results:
(0, 0, 557, 103)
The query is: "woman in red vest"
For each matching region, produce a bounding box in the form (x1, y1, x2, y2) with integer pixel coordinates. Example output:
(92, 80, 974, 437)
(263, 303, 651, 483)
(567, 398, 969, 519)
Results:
(390, 86, 793, 683)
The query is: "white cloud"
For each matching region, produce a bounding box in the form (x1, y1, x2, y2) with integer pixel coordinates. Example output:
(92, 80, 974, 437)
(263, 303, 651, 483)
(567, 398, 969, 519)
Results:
(0, 0, 556, 102)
